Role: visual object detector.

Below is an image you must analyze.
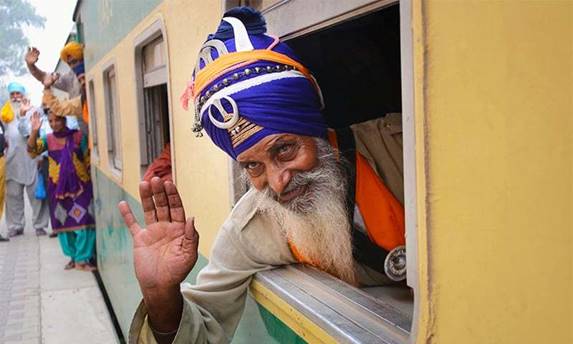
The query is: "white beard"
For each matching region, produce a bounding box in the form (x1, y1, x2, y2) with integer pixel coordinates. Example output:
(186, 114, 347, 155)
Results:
(253, 138, 358, 285)
(10, 101, 21, 115)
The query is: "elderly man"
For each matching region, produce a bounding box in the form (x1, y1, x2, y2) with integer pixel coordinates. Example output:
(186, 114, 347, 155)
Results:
(119, 8, 405, 344)
(0, 82, 50, 237)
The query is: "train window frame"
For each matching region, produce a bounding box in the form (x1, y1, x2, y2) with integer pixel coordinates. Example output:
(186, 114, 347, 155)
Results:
(134, 19, 175, 183)
(222, 0, 420, 342)
(102, 62, 123, 177)
(223, 0, 262, 11)
(86, 78, 99, 163)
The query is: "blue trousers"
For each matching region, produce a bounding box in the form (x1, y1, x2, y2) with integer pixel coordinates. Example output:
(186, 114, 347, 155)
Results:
(58, 229, 95, 263)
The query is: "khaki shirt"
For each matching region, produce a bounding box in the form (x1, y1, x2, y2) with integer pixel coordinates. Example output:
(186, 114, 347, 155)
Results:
(129, 115, 403, 344)
(43, 89, 82, 118)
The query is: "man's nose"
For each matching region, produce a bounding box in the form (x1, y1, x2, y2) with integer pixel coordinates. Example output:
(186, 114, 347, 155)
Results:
(266, 166, 292, 195)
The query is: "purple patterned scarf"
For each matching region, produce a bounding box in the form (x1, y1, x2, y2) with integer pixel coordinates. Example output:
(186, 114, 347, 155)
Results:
(53, 128, 83, 199)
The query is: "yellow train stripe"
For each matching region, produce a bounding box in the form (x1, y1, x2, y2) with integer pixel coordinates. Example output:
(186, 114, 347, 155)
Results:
(250, 280, 338, 344)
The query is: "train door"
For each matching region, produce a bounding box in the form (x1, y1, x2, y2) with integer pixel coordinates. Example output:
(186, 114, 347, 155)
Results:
(226, 1, 417, 343)
(135, 21, 173, 181)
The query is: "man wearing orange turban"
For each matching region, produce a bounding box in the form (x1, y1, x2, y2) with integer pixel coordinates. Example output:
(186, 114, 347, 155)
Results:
(25, 43, 83, 100)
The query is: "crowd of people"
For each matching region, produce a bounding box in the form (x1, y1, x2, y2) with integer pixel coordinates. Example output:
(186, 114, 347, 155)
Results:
(0, 42, 96, 272)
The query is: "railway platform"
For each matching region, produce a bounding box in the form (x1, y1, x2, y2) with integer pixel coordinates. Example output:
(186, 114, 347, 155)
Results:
(0, 207, 118, 344)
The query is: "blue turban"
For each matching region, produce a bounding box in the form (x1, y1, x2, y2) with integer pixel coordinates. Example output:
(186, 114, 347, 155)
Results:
(7, 82, 26, 95)
(186, 7, 326, 159)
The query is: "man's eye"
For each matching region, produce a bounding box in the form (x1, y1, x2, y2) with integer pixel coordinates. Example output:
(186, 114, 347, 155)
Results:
(244, 162, 264, 177)
(276, 143, 296, 160)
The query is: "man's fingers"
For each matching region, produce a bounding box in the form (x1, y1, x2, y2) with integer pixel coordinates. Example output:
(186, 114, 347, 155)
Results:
(164, 181, 185, 223)
(183, 217, 199, 250)
(139, 181, 157, 225)
(118, 201, 141, 237)
(151, 177, 170, 222)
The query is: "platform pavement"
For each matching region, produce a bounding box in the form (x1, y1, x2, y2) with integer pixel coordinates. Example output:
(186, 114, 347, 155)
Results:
(0, 201, 118, 344)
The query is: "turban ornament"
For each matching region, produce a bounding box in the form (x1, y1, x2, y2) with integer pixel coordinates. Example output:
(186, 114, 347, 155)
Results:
(181, 7, 326, 159)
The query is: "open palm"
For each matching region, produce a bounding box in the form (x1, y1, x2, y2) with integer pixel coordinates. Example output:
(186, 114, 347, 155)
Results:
(119, 178, 199, 291)
(25, 47, 40, 65)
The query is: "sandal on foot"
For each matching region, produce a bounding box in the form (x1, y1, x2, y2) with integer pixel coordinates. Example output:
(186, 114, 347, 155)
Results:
(64, 260, 75, 270)
(75, 262, 97, 272)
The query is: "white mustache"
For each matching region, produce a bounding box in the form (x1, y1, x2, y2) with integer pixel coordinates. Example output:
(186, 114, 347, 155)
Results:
(253, 138, 357, 285)
(282, 152, 339, 195)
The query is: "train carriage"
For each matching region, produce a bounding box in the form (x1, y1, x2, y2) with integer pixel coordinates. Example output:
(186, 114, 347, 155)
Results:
(72, 0, 572, 343)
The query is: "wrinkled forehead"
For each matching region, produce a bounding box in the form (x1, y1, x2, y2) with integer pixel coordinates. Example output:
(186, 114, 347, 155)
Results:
(236, 133, 311, 161)
(9, 91, 22, 98)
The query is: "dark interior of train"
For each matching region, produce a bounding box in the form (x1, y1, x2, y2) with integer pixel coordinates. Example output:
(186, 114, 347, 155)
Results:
(287, 4, 402, 129)
(286, 3, 413, 328)
(143, 83, 170, 163)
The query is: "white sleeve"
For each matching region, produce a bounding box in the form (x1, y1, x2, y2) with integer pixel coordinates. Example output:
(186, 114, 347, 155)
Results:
(53, 70, 76, 95)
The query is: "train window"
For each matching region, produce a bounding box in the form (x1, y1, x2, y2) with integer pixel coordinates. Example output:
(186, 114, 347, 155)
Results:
(224, 0, 262, 11)
(228, 159, 248, 207)
(134, 23, 172, 180)
(87, 79, 99, 161)
(245, 1, 416, 342)
(103, 65, 123, 173)
(75, 14, 84, 44)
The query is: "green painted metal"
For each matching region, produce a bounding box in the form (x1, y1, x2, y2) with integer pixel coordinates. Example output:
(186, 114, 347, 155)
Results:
(258, 306, 307, 344)
(77, 0, 163, 69)
(93, 168, 283, 342)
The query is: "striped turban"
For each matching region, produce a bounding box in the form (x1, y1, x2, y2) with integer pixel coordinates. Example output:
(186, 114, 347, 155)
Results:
(182, 7, 326, 159)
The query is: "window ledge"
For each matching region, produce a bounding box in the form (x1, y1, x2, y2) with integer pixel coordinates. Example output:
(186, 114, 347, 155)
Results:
(252, 265, 410, 344)
(108, 165, 122, 182)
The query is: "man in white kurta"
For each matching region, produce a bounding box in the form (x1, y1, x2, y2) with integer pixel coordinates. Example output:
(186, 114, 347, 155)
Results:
(2, 83, 49, 237)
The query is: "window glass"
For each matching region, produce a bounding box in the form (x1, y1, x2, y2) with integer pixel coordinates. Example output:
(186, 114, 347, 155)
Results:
(87, 80, 98, 157)
(104, 67, 122, 171)
(137, 32, 171, 180)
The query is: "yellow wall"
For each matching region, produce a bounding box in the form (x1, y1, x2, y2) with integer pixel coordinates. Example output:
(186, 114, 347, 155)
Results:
(87, 0, 232, 257)
(415, 1, 572, 343)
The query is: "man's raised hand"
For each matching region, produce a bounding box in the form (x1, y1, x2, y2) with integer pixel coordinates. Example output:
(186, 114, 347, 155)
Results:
(30, 111, 42, 132)
(19, 98, 32, 117)
(25, 47, 40, 66)
(118, 177, 199, 292)
(42, 72, 59, 88)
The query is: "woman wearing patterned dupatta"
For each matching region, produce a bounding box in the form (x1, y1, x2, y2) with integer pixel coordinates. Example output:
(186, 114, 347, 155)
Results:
(27, 110, 96, 271)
